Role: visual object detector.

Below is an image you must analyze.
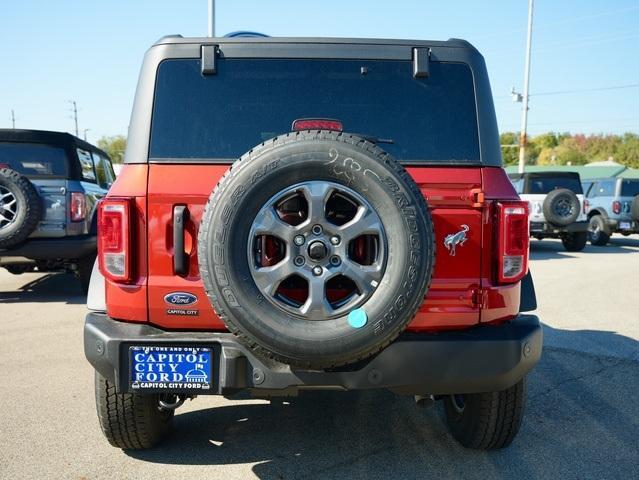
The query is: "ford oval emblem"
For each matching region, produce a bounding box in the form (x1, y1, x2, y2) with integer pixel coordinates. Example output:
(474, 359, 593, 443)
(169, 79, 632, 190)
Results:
(164, 292, 198, 306)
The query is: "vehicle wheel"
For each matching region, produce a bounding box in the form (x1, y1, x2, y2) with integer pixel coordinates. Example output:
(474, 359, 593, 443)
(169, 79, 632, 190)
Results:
(4, 264, 35, 275)
(632, 195, 639, 222)
(443, 378, 526, 450)
(561, 231, 587, 252)
(198, 131, 435, 369)
(588, 215, 610, 246)
(542, 188, 580, 227)
(0, 168, 42, 248)
(77, 253, 96, 294)
(94, 372, 174, 449)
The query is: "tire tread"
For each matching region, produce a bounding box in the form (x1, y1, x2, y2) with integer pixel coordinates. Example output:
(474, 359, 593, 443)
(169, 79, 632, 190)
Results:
(94, 372, 172, 449)
(444, 379, 526, 450)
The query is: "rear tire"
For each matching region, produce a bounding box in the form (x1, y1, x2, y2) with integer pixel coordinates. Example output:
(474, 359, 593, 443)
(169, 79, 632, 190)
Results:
(94, 372, 174, 449)
(588, 215, 610, 246)
(561, 231, 587, 252)
(4, 264, 35, 275)
(443, 378, 526, 450)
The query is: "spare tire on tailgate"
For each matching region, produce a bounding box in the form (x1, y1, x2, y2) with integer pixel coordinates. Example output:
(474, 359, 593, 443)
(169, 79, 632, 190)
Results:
(0, 168, 42, 249)
(543, 188, 580, 227)
(198, 131, 435, 369)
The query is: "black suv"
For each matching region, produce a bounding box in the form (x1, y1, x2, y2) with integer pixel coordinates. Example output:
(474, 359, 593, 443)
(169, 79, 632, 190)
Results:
(0, 129, 115, 292)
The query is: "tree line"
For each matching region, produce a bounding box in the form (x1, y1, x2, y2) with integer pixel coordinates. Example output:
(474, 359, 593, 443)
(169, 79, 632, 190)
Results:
(97, 132, 639, 168)
(97, 135, 126, 164)
(500, 132, 639, 168)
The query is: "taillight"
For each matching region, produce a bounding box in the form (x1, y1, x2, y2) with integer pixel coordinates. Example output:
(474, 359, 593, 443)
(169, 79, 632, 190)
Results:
(98, 198, 132, 282)
(612, 201, 621, 214)
(583, 199, 589, 214)
(497, 201, 529, 284)
(70, 192, 87, 222)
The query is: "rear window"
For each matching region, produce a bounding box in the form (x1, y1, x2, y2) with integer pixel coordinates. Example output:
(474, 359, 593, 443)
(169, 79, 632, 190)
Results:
(509, 176, 524, 194)
(0, 142, 68, 177)
(150, 58, 480, 163)
(620, 180, 639, 197)
(526, 176, 583, 194)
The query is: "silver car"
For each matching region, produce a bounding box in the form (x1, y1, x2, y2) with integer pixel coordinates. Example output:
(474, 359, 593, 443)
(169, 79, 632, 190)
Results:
(582, 177, 639, 245)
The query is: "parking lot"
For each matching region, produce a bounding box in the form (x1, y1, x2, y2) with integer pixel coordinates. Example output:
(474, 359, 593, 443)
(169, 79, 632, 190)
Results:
(1, 237, 638, 480)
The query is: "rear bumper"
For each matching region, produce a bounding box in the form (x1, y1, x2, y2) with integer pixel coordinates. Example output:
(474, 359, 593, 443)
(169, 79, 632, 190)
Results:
(0, 235, 96, 260)
(84, 312, 543, 396)
(605, 218, 639, 232)
(530, 220, 588, 234)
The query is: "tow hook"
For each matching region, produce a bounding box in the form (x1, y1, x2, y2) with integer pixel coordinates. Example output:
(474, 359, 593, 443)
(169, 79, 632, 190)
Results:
(158, 394, 194, 411)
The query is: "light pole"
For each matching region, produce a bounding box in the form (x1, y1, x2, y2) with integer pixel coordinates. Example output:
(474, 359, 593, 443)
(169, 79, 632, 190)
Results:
(69, 100, 79, 137)
(83, 128, 91, 141)
(518, 0, 535, 174)
(11, 109, 16, 129)
(208, 0, 215, 37)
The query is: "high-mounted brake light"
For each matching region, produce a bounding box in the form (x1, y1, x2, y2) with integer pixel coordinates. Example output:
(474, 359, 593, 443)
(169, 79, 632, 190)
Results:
(497, 201, 529, 284)
(98, 198, 132, 282)
(292, 118, 343, 132)
(612, 201, 621, 214)
(70, 192, 87, 222)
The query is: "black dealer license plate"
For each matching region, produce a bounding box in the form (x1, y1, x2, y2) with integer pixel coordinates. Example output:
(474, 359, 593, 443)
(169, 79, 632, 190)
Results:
(130, 346, 212, 392)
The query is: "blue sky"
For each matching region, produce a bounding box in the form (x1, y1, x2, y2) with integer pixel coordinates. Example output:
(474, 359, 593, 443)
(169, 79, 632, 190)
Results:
(1, 0, 638, 143)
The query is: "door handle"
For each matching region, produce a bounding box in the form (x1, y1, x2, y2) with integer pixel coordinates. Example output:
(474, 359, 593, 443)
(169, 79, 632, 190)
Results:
(173, 205, 189, 275)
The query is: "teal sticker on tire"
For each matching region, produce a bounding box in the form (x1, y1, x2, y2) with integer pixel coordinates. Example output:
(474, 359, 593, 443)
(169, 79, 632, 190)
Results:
(348, 309, 368, 328)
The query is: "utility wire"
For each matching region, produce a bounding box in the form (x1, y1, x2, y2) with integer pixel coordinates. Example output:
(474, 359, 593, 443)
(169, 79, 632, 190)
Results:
(533, 83, 639, 97)
(488, 31, 639, 57)
(475, 5, 639, 40)
(501, 117, 639, 128)
(496, 82, 639, 99)
(537, 5, 639, 29)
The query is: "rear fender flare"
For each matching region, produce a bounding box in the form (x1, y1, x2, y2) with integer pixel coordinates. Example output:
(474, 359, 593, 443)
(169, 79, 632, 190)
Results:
(87, 259, 106, 312)
(519, 271, 537, 313)
(587, 208, 607, 219)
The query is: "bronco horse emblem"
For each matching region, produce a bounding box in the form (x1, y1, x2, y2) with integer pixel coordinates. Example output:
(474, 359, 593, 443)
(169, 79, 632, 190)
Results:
(444, 225, 470, 256)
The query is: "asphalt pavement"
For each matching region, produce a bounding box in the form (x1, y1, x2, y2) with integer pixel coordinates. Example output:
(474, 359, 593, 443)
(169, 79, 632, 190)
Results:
(1, 236, 638, 479)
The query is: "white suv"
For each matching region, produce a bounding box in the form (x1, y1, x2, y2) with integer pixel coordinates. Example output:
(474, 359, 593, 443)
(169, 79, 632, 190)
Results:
(509, 171, 588, 251)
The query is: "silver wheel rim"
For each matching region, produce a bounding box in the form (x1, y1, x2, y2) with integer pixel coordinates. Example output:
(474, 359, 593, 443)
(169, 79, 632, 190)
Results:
(0, 185, 18, 231)
(247, 181, 387, 320)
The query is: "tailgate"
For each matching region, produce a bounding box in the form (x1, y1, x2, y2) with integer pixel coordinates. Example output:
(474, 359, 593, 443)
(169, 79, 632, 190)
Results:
(146, 164, 483, 330)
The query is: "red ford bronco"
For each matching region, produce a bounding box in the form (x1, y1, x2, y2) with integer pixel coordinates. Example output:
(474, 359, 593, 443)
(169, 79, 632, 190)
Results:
(84, 35, 542, 451)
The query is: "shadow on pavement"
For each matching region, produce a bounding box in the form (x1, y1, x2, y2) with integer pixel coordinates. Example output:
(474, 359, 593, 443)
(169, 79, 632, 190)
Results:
(0, 272, 84, 304)
(126, 325, 639, 479)
(530, 235, 639, 261)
